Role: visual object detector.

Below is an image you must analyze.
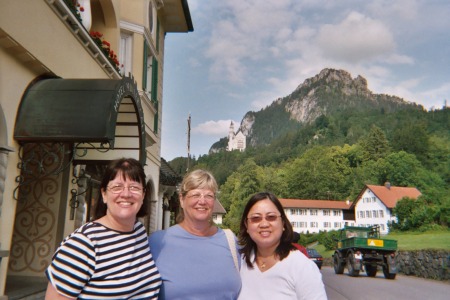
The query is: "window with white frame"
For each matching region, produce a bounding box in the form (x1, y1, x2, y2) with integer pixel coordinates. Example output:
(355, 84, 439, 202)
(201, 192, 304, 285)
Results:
(145, 51, 154, 97)
(333, 210, 341, 216)
(310, 209, 318, 215)
(119, 31, 133, 76)
(323, 210, 330, 216)
(299, 222, 307, 228)
(310, 222, 318, 228)
(379, 210, 384, 218)
(373, 210, 378, 218)
(366, 211, 372, 218)
(359, 211, 364, 218)
(324, 222, 331, 228)
(334, 222, 341, 228)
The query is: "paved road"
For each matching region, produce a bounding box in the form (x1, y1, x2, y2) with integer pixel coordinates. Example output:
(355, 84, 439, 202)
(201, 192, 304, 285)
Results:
(321, 266, 450, 300)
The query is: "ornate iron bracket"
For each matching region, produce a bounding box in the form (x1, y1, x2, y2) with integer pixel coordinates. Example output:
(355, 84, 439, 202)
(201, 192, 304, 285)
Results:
(14, 141, 111, 202)
(13, 143, 73, 201)
(69, 165, 91, 220)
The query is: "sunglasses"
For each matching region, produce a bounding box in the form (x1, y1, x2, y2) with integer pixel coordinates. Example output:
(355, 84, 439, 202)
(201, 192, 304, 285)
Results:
(247, 215, 281, 224)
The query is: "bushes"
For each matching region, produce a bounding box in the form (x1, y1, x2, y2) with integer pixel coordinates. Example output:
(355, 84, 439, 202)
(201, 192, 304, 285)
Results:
(300, 230, 339, 251)
(391, 196, 444, 231)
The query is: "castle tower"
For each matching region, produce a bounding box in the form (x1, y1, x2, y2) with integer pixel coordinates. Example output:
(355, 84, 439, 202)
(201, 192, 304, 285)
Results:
(227, 121, 235, 151)
(227, 121, 246, 152)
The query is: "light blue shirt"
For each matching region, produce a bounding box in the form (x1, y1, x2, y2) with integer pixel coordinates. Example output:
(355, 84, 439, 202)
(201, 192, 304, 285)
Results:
(149, 225, 241, 300)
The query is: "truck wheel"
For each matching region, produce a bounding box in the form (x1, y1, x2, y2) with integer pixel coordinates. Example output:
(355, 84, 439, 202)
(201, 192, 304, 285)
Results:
(365, 264, 377, 277)
(333, 253, 344, 274)
(383, 265, 396, 279)
(347, 252, 360, 277)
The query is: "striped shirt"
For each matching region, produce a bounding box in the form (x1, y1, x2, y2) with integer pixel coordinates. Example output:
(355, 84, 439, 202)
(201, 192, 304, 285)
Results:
(46, 221, 161, 299)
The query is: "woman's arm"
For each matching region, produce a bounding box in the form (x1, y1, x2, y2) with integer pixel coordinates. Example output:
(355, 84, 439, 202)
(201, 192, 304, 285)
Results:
(45, 282, 74, 300)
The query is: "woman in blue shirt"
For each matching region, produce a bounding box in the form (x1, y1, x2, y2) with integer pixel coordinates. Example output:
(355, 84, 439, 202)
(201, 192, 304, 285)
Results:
(149, 169, 241, 299)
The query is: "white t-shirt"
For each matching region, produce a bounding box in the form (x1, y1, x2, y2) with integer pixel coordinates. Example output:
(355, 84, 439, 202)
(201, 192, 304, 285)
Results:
(239, 250, 328, 300)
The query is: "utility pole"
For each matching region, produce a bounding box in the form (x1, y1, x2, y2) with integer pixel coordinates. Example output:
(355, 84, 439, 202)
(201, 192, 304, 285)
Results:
(187, 113, 191, 172)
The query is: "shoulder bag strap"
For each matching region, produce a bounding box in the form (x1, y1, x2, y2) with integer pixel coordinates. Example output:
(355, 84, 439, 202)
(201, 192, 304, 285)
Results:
(224, 228, 239, 272)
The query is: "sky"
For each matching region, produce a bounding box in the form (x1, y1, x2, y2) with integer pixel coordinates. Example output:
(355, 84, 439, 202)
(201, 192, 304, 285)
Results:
(160, 0, 450, 161)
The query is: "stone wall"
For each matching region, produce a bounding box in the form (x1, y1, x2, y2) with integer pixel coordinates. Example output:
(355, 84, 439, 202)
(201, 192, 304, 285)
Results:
(324, 249, 450, 281)
(396, 250, 450, 281)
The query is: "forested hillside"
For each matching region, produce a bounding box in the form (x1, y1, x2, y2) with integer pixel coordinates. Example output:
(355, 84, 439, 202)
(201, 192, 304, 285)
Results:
(168, 69, 449, 233)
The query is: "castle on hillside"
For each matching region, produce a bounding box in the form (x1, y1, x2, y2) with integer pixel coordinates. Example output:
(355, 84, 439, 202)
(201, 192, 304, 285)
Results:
(227, 121, 246, 152)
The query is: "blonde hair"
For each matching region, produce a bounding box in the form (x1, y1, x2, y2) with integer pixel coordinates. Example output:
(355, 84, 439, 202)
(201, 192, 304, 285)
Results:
(176, 169, 218, 223)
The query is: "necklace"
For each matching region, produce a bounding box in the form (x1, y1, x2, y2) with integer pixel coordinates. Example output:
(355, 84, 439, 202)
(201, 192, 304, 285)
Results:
(259, 260, 266, 269)
(256, 253, 278, 270)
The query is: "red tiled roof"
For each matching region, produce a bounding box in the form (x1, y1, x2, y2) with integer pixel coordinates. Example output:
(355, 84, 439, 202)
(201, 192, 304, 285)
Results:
(366, 184, 421, 208)
(280, 199, 352, 210)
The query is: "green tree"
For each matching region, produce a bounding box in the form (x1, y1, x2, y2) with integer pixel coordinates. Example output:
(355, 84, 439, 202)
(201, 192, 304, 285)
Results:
(221, 159, 265, 233)
(374, 151, 422, 187)
(392, 197, 416, 230)
(284, 146, 352, 199)
(359, 125, 390, 162)
(393, 197, 440, 231)
(392, 123, 429, 163)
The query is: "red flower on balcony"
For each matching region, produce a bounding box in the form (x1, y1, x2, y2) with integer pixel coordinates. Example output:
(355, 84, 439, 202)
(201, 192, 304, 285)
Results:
(89, 31, 121, 74)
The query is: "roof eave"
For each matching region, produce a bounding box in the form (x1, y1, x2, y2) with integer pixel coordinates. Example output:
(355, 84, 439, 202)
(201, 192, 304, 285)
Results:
(160, 0, 194, 33)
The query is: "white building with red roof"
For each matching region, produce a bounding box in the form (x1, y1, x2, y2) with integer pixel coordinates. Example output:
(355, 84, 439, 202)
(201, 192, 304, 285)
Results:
(353, 182, 422, 234)
(280, 199, 355, 234)
(280, 183, 422, 235)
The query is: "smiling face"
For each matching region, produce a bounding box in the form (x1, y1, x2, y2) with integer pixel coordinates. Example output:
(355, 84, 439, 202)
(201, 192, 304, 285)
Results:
(246, 198, 284, 253)
(180, 188, 215, 225)
(101, 171, 145, 229)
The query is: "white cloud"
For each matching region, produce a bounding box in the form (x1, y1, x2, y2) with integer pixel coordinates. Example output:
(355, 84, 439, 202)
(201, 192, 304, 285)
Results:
(315, 11, 395, 63)
(192, 119, 238, 136)
(383, 54, 414, 65)
(204, 0, 299, 84)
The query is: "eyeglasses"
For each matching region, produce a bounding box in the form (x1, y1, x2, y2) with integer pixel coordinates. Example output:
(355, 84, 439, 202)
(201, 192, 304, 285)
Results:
(247, 215, 281, 224)
(108, 185, 143, 194)
(186, 192, 215, 201)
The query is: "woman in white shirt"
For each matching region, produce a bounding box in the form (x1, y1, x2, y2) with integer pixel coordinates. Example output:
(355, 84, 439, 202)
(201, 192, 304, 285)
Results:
(238, 192, 327, 300)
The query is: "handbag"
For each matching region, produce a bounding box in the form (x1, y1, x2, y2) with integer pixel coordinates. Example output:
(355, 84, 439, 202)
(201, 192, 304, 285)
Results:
(224, 228, 239, 272)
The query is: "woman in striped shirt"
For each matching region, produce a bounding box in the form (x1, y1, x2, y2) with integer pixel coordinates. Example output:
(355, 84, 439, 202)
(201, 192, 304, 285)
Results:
(45, 158, 161, 299)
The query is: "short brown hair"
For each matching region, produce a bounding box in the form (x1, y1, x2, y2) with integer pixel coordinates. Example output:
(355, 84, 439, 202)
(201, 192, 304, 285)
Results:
(176, 169, 218, 223)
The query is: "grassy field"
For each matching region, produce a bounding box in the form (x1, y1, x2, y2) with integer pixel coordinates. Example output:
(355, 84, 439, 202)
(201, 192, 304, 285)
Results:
(386, 230, 450, 251)
(314, 230, 450, 258)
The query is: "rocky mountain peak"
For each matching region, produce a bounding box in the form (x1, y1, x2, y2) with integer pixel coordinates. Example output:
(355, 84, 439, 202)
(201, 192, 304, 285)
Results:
(294, 68, 371, 97)
(210, 68, 415, 153)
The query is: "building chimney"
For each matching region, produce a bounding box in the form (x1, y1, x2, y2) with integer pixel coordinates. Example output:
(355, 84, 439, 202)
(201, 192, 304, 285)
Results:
(385, 182, 391, 189)
(346, 199, 350, 205)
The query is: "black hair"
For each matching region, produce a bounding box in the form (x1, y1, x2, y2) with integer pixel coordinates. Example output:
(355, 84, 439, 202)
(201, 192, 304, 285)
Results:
(238, 192, 295, 268)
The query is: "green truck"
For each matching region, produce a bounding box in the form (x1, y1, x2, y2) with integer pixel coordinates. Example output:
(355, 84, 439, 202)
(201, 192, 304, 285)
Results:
(332, 225, 398, 279)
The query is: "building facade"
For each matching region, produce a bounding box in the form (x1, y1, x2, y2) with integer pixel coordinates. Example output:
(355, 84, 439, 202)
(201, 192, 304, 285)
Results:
(281, 183, 421, 235)
(353, 183, 422, 234)
(281, 199, 355, 234)
(0, 0, 192, 297)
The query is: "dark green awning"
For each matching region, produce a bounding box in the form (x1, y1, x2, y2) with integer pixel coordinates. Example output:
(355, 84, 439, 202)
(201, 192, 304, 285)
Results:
(14, 76, 146, 165)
